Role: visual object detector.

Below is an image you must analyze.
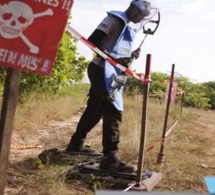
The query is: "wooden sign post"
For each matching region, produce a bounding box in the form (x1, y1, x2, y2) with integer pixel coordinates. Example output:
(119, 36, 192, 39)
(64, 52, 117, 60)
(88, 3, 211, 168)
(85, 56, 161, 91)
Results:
(0, 68, 21, 195)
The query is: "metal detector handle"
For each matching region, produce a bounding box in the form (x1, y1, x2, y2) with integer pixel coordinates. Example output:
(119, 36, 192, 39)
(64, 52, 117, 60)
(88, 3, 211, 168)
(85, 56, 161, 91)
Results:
(143, 11, 160, 35)
(129, 49, 140, 67)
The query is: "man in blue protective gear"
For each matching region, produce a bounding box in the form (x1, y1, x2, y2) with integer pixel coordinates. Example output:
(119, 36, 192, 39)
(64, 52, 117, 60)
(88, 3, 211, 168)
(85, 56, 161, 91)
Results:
(66, 0, 151, 173)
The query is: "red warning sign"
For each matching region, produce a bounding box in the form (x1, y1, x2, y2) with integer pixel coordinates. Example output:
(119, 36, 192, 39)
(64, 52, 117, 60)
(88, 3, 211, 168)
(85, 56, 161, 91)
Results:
(0, 0, 74, 75)
(164, 82, 178, 104)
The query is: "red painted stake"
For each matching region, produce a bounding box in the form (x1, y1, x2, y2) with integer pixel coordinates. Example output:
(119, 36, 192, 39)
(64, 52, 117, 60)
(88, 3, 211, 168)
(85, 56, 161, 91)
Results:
(157, 64, 175, 164)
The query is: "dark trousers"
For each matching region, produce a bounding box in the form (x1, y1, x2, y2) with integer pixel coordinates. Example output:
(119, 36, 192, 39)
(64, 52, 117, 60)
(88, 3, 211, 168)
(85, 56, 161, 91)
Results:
(69, 62, 122, 154)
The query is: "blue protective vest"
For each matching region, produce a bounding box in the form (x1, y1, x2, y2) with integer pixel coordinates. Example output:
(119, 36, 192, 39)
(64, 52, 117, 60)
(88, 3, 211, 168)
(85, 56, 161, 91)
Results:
(104, 11, 137, 111)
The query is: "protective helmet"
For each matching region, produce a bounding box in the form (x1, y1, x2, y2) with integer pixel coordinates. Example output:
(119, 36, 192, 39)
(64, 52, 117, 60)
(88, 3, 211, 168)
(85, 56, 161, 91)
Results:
(130, 0, 151, 16)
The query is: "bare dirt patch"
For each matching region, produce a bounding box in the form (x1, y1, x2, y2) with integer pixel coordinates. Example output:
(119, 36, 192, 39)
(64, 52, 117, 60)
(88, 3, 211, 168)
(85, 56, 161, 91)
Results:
(10, 113, 103, 163)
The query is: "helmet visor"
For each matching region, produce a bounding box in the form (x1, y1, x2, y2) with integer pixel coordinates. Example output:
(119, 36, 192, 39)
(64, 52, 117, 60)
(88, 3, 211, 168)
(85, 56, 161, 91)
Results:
(129, 7, 159, 32)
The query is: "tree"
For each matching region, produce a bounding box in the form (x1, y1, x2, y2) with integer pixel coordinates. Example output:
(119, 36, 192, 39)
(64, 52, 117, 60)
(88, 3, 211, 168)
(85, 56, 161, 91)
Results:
(183, 83, 210, 109)
(150, 72, 168, 95)
(125, 71, 168, 96)
(124, 71, 211, 109)
(202, 81, 215, 109)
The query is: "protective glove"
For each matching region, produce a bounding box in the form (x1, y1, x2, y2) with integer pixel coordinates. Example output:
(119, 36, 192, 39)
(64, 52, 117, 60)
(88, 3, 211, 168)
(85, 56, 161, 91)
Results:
(131, 48, 141, 59)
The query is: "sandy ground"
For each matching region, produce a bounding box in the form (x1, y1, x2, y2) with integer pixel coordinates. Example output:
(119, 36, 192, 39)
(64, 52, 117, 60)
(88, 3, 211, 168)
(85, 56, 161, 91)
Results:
(9, 113, 103, 164)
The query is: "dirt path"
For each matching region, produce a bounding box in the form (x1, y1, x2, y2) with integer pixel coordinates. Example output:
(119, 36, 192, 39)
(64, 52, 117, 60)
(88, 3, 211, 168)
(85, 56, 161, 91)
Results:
(9, 113, 102, 163)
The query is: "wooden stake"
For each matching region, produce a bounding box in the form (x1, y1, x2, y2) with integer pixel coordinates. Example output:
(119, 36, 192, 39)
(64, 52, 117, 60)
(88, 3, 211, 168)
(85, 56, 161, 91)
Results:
(0, 68, 21, 195)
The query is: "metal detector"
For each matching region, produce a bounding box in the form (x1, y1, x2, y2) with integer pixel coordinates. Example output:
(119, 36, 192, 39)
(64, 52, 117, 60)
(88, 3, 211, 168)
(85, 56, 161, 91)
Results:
(107, 10, 161, 102)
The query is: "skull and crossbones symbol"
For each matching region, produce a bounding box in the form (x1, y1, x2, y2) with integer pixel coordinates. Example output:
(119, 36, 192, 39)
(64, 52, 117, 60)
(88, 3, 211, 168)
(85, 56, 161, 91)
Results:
(0, 1, 53, 54)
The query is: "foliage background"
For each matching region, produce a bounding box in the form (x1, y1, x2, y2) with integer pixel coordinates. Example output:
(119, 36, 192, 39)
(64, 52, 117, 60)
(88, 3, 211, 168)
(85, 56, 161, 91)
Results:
(0, 30, 215, 109)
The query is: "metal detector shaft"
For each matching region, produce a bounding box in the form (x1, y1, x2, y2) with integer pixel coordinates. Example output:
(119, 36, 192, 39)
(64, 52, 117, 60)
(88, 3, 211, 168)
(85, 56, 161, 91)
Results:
(136, 54, 151, 185)
(157, 64, 175, 164)
(129, 33, 148, 65)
